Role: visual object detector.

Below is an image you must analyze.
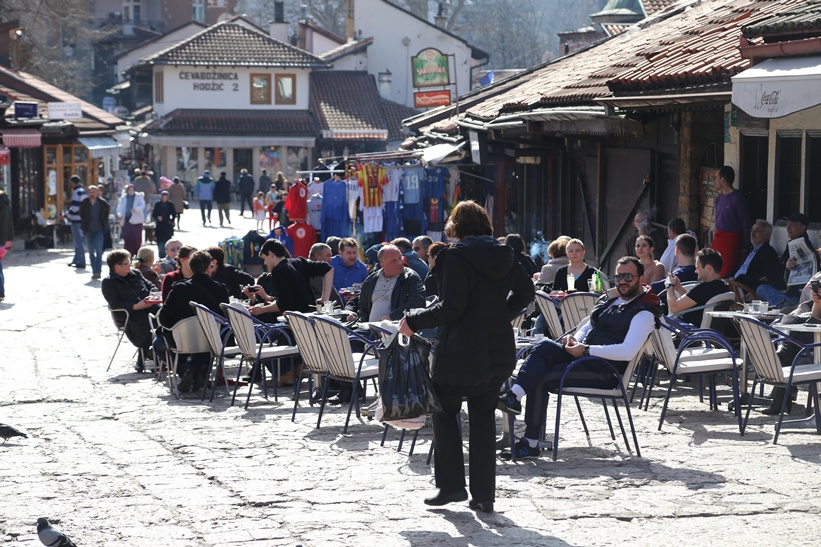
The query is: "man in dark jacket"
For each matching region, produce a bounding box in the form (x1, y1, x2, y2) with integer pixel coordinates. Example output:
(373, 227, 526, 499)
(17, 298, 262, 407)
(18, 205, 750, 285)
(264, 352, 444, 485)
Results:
(238, 168, 255, 217)
(79, 185, 110, 280)
(207, 246, 254, 299)
(159, 250, 229, 392)
(757, 213, 818, 308)
(498, 256, 661, 459)
(390, 237, 429, 280)
(214, 171, 232, 226)
(727, 219, 781, 298)
(346, 244, 425, 322)
(101, 249, 160, 371)
(151, 191, 176, 259)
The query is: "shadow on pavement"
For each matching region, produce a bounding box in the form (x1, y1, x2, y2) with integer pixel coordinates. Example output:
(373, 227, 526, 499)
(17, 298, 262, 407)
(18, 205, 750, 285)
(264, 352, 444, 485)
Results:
(402, 510, 571, 546)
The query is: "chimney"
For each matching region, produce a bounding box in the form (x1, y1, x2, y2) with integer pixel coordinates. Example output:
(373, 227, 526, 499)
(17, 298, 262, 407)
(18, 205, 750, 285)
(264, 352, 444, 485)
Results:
(345, 0, 356, 41)
(434, 2, 447, 28)
(378, 70, 392, 99)
(269, 1, 289, 43)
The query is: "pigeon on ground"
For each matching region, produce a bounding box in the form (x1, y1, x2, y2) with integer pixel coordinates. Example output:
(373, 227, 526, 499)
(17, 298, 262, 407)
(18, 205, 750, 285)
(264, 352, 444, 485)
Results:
(36, 518, 77, 547)
(0, 423, 27, 443)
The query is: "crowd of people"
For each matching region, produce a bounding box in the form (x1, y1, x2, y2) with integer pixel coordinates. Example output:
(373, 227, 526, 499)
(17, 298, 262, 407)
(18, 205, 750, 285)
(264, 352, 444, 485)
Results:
(88, 162, 821, 514)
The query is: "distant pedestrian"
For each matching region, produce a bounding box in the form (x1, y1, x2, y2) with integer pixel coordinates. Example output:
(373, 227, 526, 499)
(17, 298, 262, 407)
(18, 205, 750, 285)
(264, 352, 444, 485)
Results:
(214, 171, 232, 226)
(133, 168, 157, 197)
(195, 170, 215, 225)
(258, 168, 272, 194)
(117, 184, 146, 255)
(152, 190, 176, 258)
(254, 191, 266, 231)
(168, 176, 186, 229)
(79, 185, 110, 280)
(66, 175, 87, 269)
(238, 168, 255, 216)
(0, 189, 13, 300)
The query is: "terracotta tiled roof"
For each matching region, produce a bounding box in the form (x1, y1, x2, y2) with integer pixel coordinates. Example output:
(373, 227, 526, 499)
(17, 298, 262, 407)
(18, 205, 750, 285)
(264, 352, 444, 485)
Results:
(381, 98, 420, 141)
(144, 109, 318, 135)
(141, 21, 327, 68)
(310, 71, 388, 140)
(441, 0, 809, 123)
(742, 0, 821, 38)
(641, 0, 680, 15)
(603, 23, 632, 36)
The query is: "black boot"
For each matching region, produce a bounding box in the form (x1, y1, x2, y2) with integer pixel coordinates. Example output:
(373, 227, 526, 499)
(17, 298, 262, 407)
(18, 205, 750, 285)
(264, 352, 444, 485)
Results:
(761, 386, 793, 415)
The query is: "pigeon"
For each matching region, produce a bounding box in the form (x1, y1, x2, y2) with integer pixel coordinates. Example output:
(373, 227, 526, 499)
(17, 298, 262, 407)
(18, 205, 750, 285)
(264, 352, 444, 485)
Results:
(0, 423, 27, 443)
(36, 518, 77, 547)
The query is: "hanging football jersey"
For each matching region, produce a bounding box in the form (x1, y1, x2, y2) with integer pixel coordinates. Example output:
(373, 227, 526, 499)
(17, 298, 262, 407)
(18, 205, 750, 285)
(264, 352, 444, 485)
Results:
(357, 162, 388, 208)
(284, 180, 309, 221)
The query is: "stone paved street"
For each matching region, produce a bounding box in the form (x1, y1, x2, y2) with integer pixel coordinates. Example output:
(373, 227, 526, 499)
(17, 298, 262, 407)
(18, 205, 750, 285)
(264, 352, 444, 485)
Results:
(2, 207, 821, 546)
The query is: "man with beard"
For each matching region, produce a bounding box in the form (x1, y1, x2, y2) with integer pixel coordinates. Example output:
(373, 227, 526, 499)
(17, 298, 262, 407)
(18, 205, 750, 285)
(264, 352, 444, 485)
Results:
(497, 256, 661, 459)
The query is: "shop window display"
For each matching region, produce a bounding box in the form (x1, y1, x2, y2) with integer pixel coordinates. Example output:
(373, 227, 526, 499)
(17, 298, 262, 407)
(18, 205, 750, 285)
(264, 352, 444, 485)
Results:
(176, 147, 198, 183)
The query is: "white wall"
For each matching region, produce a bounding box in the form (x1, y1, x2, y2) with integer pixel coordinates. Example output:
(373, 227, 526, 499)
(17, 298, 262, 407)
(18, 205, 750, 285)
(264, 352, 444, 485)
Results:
(116, 25, 206, 80)
(154, 65, 311, 116)
(354, 0, 473, 108)
(329, 52, 368, 71)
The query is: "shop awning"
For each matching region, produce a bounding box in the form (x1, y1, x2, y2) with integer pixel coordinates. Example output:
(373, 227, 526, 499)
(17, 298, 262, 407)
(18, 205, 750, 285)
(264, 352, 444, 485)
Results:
(78, 137, 122, 158)
(732, 56, 821, 119)
(2, 128, 42, 148)
(420, 141, 466, 166)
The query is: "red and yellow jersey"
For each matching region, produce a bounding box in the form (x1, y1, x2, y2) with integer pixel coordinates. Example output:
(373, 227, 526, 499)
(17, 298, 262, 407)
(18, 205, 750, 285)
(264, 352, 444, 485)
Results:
(356, 163, 388, 208)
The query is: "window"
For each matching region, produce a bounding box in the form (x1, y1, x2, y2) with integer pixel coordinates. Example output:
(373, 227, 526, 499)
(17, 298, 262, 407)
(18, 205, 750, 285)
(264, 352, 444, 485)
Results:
(774, 132, 802, 219)
(154, 72, 164, 104)
(275, 74, 296, 105)
(192, 0, 205, 23)
(250, 74, 271, 104)
(123, 0, 142, 23)
(805, 132, 821, 223)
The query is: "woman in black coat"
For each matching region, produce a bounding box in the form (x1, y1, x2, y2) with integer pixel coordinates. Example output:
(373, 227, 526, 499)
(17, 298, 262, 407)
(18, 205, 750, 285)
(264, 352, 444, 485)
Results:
(400, 201, 534, 513)
(152, 191, 176, 259)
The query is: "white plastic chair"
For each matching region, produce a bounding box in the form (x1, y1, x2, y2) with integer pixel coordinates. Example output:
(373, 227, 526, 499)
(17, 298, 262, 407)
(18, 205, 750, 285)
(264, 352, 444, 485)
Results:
(311, 315, 381, 433)
(167, 316, 212, 399)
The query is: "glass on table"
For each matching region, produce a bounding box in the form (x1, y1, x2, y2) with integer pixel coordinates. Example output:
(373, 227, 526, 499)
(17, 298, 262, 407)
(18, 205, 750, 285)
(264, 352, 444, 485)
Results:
(566, 274, 576, 291)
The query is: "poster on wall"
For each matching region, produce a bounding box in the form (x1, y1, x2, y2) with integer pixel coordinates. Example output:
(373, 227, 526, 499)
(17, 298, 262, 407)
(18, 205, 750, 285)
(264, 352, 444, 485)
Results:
(699, 167, 719, 248)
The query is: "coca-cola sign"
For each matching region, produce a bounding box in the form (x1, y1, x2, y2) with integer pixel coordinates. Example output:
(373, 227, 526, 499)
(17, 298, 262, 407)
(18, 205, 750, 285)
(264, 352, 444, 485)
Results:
(732, 56, 821, 119)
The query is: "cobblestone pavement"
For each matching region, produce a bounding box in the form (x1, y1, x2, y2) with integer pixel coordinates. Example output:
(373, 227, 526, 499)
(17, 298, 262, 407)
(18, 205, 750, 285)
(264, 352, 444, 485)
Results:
(2, 208, 821, 546)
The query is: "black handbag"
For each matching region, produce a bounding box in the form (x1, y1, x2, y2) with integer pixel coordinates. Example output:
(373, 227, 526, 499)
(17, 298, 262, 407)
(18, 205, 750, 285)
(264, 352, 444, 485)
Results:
(378, 333, 442, 421)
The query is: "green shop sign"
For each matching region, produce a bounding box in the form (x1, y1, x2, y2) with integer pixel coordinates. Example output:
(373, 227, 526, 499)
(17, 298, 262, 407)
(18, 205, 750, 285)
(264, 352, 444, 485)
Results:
(411, 48, 451, 88)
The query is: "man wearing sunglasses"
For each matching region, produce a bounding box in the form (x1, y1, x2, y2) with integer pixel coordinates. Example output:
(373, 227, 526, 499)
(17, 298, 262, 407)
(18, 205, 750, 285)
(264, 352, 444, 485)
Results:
(498, 256, 661, 459)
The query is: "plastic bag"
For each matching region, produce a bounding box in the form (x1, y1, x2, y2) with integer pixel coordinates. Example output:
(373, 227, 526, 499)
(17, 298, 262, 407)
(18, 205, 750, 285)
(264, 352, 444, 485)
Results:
(378, 333, 442, 423)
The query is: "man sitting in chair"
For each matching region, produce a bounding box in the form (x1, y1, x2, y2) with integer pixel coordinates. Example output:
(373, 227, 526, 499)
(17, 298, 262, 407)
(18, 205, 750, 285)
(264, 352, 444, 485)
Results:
(665, 248, 729, 327)
(101, 249, 161, 372)
(725, 219, 781, 301)
(497, 256, 662, 459)
(159, 250, 229, 393)
(345, 244, 426, 323)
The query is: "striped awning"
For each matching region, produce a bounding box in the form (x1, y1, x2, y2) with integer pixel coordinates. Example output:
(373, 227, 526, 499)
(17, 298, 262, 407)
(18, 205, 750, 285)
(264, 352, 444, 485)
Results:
(78, 137, 122, 158)
(2, 128, 42, 148)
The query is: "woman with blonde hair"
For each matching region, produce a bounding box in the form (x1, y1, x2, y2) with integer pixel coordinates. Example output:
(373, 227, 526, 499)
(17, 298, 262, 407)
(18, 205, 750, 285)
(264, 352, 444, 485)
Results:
(134, 246, 161, 289)
(551, 238, 596, 292)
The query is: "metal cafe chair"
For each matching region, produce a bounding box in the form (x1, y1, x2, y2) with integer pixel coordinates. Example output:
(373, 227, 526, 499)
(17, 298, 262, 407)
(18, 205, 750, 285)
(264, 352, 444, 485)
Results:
(559, 292, 599, 332)
(736, 316, 821, 443)
(106, 306, 141, 372)
(652, 317, 743, 434)
(311, 315, 381, 433)
(283, 311, 330, 424)
(221, 303, 300, 409)
(190, 302, 242, 402)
